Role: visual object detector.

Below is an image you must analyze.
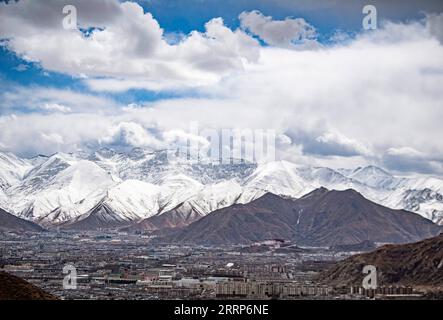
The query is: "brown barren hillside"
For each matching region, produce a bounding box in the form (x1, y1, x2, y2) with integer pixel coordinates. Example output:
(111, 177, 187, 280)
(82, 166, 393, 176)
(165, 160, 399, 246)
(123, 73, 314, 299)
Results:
(0, 208, 43, 232)
(0, 272, 57, 300)
(159, 188, 441, 246)
(318, 233, 443, 287)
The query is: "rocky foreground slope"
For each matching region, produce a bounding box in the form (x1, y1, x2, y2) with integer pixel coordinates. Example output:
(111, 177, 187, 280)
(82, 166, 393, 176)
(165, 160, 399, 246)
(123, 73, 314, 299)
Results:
(318, 233, 443, 287)
(0, 272, 57, 300)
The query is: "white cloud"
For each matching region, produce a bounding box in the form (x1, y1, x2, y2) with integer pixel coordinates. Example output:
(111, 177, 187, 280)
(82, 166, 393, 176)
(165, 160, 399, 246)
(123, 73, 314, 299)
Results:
(239, 10, 319, 49)
(276, 134, 292, 146)
(14, 64, 28, 72)
(40, 132, 64, 145)
(314, 131, 371, 157)
(426, 12, 443, 43)
(41, 103, 72, 113)
(0, 0, 259, 92)
(0, 85, 118, 114)
(0, 113, 112, 156)
(122, 103, 144, 112)
(163, 129, 210, 149)
(100, 122, 164, 150)
(0, 4, 442, 175)
(383, 147, 443, 174)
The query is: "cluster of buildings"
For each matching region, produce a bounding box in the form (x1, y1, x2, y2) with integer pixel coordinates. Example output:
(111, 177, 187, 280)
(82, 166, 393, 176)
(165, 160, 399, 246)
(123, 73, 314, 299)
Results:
(0, 230, 427, 300)
(349, 286, 416, 299)
(215, 279, 330, 298)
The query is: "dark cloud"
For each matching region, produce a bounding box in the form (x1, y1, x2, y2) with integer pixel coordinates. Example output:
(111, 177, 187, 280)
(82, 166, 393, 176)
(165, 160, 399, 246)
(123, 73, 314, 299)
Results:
(382, 147, 443, 174)
(286, 128, 369, 157)
(427, 12, 443, 43)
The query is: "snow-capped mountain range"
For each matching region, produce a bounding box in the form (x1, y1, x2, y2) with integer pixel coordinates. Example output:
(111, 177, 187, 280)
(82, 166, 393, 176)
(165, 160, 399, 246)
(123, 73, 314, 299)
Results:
(1, 147, 443, 228)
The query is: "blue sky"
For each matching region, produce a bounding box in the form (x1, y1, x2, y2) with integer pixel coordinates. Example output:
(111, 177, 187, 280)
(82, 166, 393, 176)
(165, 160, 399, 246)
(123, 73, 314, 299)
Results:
(0, 0, 443, 175)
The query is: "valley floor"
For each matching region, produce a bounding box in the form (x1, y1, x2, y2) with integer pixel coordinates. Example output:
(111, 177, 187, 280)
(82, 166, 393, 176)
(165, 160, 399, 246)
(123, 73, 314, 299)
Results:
(0, 231, 440, 300)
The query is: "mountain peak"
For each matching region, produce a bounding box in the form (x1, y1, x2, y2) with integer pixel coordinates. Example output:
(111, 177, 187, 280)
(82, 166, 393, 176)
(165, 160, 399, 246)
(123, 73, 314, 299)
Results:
(301, 188, 365, 203)
(352, 165, 391, 177)
(300, 187, 329, 199)
(160, 184, 441, 246)
(2, 147, 443, 229)
(255, 192, 285, 202)
(327, 188, 365, 199)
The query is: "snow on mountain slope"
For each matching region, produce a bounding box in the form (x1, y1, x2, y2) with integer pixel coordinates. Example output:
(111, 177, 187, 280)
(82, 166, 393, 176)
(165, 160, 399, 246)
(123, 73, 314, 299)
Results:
(65, 175, 239, 227)
(183, 179, 244, 214)
(402, 188, 443, 224)
(30, 188, 107, 226)
(420, 201, 443, 225)
(129, 179, 246, 231)
(241, 162, 381, 202)
(156, 174, 204, 213)
(239, 162, 443, 225)
(10, 153, 77, 195)
(0, 151, 33, 190)
(2, 148, 443, 227)
(103, 180, 161, 220)
(90, 147, 257, 185)
(399, 176, 443, 194)
(347, 166, 403, 189)
(91, 147, 159, 181)
(0, 149, 258, 227)
(308, 167, 392, 204)
(184, 162, 257, 184)
(243, 161, 310, 197)
(382, 187, 443, 225)
(10, 160, 116, 224)
(330, 166, 443, 224)
(0, 188, 8, 209)
(299, 167, 364, 191)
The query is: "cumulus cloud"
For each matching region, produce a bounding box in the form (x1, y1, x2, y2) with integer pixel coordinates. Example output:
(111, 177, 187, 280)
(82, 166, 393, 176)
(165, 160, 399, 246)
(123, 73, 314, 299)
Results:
(0, 0, 259, 92)
(0, 3, 442, 175)
(0, 84, 118, 114)
(100, 122, 164, 150)
(40, 132, 64, 145)
(239, 10, 319, 49)
(0, 113, 111, 156)
(276, 134, 292, 147)
(314, 131, 371, 157)
(382, 147, 443, 175)
(163, 129, 210, 149)
(286, 127, 371, 158)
